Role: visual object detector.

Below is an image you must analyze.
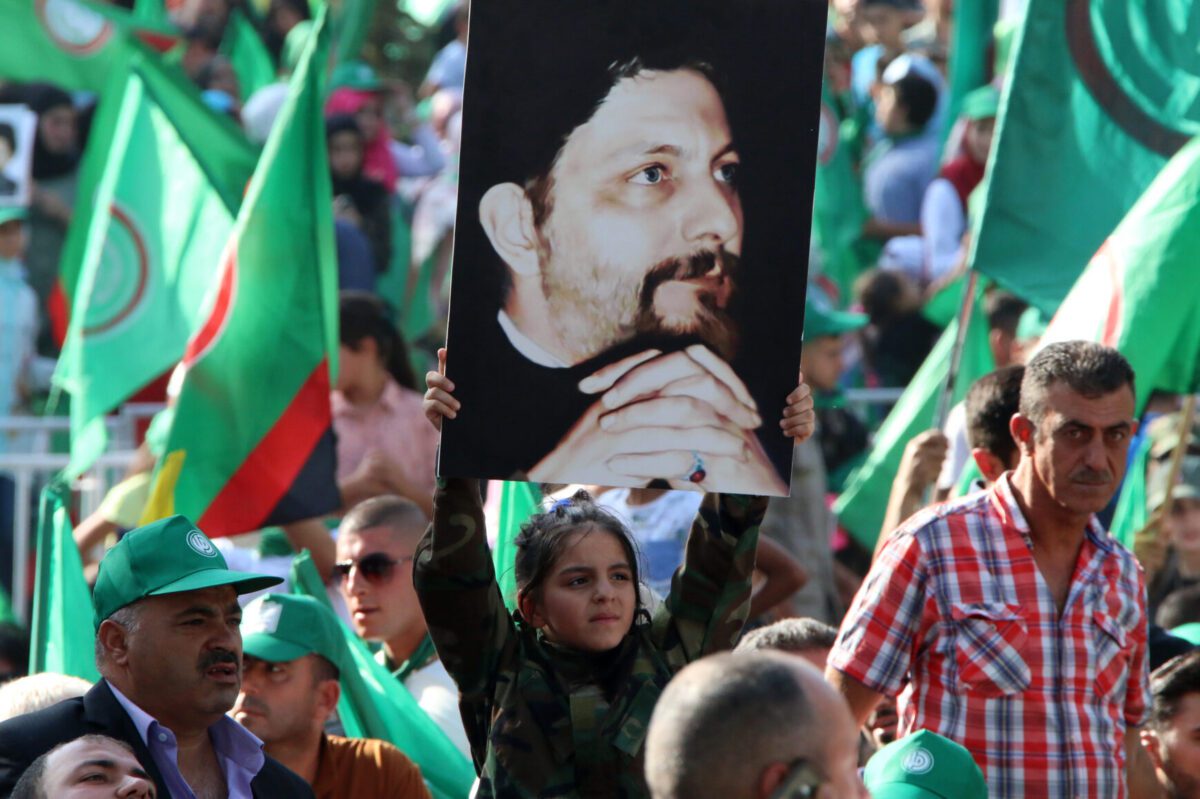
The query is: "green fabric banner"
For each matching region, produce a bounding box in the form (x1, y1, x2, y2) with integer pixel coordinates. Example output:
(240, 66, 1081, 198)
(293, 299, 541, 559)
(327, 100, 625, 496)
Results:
(970, 0, 1200, 315)
(54, 46, 257, 478)
(142, 10, 340, 536)
(30, 479, 100, 682)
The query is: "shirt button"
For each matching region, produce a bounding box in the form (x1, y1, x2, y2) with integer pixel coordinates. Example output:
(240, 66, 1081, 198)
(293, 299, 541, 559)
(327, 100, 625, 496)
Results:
(158, 733, 168, 742)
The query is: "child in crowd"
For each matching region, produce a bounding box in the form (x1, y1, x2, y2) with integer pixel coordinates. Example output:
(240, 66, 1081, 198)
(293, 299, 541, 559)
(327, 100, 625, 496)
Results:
(416, 350, 814, 797)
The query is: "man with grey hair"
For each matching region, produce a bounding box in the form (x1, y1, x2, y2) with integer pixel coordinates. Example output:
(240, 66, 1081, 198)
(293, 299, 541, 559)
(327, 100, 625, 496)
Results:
(0, 673, 92, 722)
(829, 340, 1159, 797)
(0, 515, 313, 797)
(645, 650, 867, 799)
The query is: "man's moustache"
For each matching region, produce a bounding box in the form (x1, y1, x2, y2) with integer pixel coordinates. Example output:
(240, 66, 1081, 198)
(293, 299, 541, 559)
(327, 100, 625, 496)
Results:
(638, 249, 738, 310)
(1070, 469, 1111, 485)
(199, 650, 240, 673)
(235, 696, 270, 716)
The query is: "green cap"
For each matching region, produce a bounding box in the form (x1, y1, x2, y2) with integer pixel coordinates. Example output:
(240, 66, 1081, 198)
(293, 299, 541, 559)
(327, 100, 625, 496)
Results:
(241, 594, 349, 674)
(1015, 305, 1048, 341)
(0, 206, 28, 226)
(960, 85, 1000, 121)
(864, 730, 988, 799)
(92, 515, 282, 629)
(804, 287, 867, 339)
(1148, 455, 1200, 512)
(330, 59, 383, 92)
(1170, 622, 1200, 646)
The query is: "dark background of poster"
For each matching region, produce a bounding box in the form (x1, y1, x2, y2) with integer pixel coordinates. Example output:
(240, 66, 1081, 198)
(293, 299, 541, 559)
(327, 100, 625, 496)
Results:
(440, 0, 827, 493)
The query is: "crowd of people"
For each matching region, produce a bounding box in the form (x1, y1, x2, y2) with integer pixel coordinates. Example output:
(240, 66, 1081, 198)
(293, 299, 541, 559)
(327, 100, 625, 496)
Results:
(0, 0, 1199, 797)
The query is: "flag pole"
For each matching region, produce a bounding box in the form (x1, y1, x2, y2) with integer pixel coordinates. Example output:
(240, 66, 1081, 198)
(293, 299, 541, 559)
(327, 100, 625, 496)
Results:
(932, 269, 980, 431)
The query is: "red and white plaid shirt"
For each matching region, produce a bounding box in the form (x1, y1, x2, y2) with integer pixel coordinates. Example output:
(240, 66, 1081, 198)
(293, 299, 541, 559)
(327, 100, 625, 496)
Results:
(830, 474, 1149, 798)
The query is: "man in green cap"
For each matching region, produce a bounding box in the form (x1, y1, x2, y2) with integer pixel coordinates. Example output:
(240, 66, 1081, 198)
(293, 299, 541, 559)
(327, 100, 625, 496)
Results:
(231, 594, 430, 798)
(0, 514, 314, 798)
(864, 729, 987, 798)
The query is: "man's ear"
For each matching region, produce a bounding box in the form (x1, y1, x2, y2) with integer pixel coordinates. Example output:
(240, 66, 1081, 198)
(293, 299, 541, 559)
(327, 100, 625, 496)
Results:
(757, 761, 791, 799)
(1010, 413, 1036, 455)
(97, 619, 132, 667)
(1140, 727, 1165, 772)
(479, 183, 541, 277)
(971, 448, 1007, 484)
(316, 678, 341, 723)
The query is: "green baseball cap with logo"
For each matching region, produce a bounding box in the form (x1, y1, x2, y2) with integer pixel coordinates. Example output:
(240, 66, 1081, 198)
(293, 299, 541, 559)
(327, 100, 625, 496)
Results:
(92, 515, 282, 629)
(864, 729, 988, 799)
(241, 594, 349, 674)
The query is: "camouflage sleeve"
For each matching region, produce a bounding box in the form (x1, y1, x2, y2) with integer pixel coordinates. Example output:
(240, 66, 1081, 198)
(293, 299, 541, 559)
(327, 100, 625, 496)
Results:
(414, 478, 516, 758)
(655, 492, 768, 666)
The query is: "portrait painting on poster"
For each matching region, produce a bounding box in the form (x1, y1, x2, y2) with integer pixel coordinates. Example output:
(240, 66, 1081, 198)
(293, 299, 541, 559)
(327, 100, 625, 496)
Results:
(0, 105, 37, 208)
(439, 0, 826, 496)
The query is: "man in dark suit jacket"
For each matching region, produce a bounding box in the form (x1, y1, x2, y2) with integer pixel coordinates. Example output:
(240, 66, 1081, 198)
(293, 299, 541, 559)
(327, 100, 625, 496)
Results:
(0, 515, 314, 798)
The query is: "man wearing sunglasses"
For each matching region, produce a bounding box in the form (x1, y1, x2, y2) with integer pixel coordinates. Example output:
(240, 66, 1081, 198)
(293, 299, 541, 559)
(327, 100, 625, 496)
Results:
(335, 496, 471, 758)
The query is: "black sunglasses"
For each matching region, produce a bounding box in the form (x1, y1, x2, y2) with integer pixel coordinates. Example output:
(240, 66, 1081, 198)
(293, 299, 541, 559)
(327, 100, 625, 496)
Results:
(333, 552, 414, 584)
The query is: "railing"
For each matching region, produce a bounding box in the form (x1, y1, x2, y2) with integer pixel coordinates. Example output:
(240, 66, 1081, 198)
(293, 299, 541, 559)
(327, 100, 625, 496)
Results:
(1, 404, 163, 624)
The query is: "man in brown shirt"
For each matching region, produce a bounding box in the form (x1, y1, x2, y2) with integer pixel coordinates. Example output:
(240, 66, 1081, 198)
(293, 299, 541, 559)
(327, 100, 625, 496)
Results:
(231, 593, 430, 799)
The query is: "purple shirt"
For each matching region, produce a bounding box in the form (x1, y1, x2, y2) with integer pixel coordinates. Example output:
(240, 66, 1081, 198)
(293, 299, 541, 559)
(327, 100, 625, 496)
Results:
(110, 684, 264, 799)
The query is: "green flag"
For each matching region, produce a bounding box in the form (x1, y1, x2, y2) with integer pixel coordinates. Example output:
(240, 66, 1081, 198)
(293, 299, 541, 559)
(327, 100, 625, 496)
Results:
(970, 0, 1200, 315)
(1037, 136, 1200, 410)
(289, 553, 475, 799)
(0, 0, 176, 92)
(142, 11, 340, 537)
(30, 479, 99, 682)
(810, 79, 870, 307)
(1109, 436, 1150, 550)
(335, 0, 378, 63)
(493, 481, 541, 610)
(0, 588, 14, 626)
(833, 294, 995, 548)
(940, 0, 999, 146)
(222, 8, 277, 99)
(54, 46, 258, 478)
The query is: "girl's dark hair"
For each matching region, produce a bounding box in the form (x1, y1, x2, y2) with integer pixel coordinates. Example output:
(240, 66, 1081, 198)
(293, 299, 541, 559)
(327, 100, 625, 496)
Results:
(515, 490, 643, 614)
(339, 291, 417, 390)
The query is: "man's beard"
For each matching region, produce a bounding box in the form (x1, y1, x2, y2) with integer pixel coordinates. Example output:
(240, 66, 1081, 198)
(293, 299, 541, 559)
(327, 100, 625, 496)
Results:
(540, 247, 740, 363)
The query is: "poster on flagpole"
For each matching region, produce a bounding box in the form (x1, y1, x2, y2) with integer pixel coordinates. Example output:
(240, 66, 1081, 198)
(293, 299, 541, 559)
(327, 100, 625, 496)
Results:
(439, 0, 826, 496)
(0, 106, 37, 208)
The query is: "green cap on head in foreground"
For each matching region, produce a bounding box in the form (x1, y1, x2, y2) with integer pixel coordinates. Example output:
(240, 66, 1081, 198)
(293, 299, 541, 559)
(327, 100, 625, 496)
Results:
(864, 729, 988, 799)
(92, 515, 282, 629)
(241, 593, 349, 675)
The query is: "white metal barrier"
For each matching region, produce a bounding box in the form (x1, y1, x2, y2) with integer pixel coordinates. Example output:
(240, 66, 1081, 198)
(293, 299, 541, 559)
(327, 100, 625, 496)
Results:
(1, 404, 163, 624)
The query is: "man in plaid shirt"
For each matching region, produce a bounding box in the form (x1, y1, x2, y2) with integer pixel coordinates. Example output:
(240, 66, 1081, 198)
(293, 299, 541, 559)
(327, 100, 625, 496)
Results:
(828, 341, 1160, 798)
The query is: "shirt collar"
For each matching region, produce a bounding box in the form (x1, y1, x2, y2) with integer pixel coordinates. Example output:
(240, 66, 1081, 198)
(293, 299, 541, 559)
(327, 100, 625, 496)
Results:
(993, 472, 1112, 553)
(498, 310, 570, 368)
(108, 682, 266, 775)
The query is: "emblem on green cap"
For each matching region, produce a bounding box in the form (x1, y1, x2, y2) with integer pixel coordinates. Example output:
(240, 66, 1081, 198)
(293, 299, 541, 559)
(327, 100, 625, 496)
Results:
(187, 530, 219, 558)
(901, 748, 934, 775)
